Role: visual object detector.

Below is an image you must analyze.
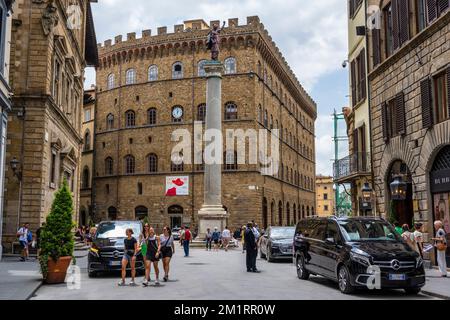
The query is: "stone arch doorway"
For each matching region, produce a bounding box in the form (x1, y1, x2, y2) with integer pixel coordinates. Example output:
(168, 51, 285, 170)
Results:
(80, 206, 87, 226)
(278, 201, 283, 226)
(168, 205, 183, 230)
(135, 206, 149, 221)
(387, 160, 414, 227)
(429, 145, 450, 265)
(262, 197, 268, 229)
(108, 206, 117, 221)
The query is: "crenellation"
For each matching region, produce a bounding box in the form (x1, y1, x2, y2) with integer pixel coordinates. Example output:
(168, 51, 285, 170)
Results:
(142, 29, 152, 37)
(174, 24, 184, 33)
(228, 18, 238, 28)
(114, 35, 122, 44)
(157, 26, 167, 35)
(127, 32, 136, 41)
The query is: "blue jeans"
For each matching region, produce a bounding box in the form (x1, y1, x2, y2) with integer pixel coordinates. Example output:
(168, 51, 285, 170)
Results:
(183, 240, 190, 257)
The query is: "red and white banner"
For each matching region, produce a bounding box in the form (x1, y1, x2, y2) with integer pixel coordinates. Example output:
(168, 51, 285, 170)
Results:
(165, 176, 189, 196)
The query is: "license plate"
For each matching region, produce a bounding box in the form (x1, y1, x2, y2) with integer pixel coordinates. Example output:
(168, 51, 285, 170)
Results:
(389, 274, 406, 281)
(109, 261, 121, 266)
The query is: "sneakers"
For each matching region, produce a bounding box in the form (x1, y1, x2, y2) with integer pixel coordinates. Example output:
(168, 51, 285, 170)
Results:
(129, 281, 137, 286)
(142, 280, 149, 287)
(155, 279, 160, 286)
(163, 276, 168, 282)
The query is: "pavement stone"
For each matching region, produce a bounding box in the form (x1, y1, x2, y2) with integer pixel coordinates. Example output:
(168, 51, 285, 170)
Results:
(423, 269, 450, 300)
(0, 257, 42, 300)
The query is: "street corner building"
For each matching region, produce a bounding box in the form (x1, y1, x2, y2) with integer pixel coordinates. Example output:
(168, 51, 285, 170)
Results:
(367, 0, 450, 264)
(92, 16, 317, 232)
(2, 0, 98, 252)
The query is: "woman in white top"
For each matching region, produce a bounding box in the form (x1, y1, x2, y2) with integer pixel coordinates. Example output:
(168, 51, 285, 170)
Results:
(221, 226, 231, 252)
(413, 223, 424, 258)
(432, 220, 448, 277)
(160, 226, 175, 282)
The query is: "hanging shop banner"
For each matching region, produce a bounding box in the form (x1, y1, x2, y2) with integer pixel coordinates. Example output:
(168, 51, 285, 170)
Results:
(165, 176, 189, 196)
(430, 169, 450, 194)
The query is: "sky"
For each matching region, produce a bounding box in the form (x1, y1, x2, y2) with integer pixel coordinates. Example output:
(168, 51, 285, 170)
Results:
(84, 0, 350, 177)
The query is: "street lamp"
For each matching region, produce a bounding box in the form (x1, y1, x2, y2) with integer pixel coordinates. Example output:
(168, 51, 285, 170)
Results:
(10, 157, 22, 180)
(390, 176, 407, 201)
(361, 183, 373, 204)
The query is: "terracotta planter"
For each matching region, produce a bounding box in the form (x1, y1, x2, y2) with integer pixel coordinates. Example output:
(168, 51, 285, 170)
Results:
(45, 256, 72, 284)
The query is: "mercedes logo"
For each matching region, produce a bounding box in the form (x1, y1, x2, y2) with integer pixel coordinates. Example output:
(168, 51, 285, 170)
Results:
(113, 251, 120, 259)
(391, 259, 401, 270)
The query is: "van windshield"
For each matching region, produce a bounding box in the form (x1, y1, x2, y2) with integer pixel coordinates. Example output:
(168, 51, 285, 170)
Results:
(338, 220, 399, 242)
(96, 222, 141, 239)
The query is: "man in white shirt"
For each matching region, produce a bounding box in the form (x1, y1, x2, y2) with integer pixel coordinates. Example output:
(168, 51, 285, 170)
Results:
(221, 227, 231, 252)
(17, 223, 30, 261)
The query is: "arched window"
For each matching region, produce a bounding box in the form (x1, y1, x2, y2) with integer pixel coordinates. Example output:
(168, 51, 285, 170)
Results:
(105, 157, 114, 175)
(263, 110, 268, 127)
(224, 102, 238, 120)
(84, 130, 91, 151)
(106, 113, 114, 130)
(286, 203, 290, 226)
(108, 207, 117, 220)
(148, 65, 158, 81)
(82, 166, 90, 189)
(293, 204, 297, 224)
(107, 73, 115, 89)
(125, 155, 135, 175)
(148, 153, 158, 173)
(224, 57, 236, 74)
(311, 207, 315, 217)
(172, 62, 183, 79)
(307, 206, 310, 217)
(125, 68, 136, 85)
(125, 110, 135, 128)
(278, 201, 283, 226)
(147, 108, 157, 125)
(135, 206, 148, 220)
(198, 60, 207, 77)
(197, 104, 206, 121)
(224, 151, 238, 171)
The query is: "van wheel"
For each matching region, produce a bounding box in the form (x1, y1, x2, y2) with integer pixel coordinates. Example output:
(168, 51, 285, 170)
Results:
(338, 266, 355, 294)
(296, 254, 310, 280)
(404, 288, 421, 295)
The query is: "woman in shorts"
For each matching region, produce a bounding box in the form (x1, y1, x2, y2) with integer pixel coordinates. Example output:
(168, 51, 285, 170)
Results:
(143, 227, 161, 286)
(160, 226, 175, 282)
(118, 228, 138, 286)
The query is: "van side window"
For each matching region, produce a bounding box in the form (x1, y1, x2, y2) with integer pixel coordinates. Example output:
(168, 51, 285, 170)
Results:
(310, 220, 327, 241)
(326, 221, 341, 243)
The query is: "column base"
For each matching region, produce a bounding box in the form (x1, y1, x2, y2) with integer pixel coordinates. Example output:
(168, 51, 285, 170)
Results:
(196, 206, 228, 240)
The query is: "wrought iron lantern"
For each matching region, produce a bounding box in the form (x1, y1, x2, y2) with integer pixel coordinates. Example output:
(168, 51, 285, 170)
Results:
(390, 176, 407, 201)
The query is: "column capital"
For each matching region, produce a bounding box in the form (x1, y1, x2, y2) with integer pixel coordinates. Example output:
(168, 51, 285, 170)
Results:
(204, 61, 224, 78)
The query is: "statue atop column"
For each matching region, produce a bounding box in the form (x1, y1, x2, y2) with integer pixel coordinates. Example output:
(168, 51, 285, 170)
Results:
(207, 21, 226, 61)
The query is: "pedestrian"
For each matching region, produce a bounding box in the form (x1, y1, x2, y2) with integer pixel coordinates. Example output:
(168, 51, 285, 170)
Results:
(212, 227, 221, 252)
(241, 226, 246, 254)
(160, 226, 175, 282)
(413, 223, 424, 258)
(16, 223, 30, 261)
(143, 227, 161, 286)
(179, 226, 185, 246)
(205, 228, 213, 251)
(245, 222, 259, 273)
(222, 226, 231, 252)
(394, 221, 403, 235)
(182, 226, 192, 257)
(140, 223, 150, 284)
(401, 224, 415, 251)
(118, 228, 138, 286)
(432, 220, 448, 277)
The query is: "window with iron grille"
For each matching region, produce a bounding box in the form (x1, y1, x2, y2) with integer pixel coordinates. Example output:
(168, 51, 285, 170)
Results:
(147, 108, 157, 125)
(105, 157, 114, 175)
(107, 73, 115, 89)
(126, 69, 136, 85)
(106, 113, 114, 130)
(172, 62, 183, 79)
(197, 104, 206, 121)
(125, 155, 135, 174)
(225, 102, 238, 120)
(125, 110, 136, 127)
(148, 154, 158, 173)
(224, 151, 238, 171)
(148, 65, 158, 81)
(224, 57, 236, 74)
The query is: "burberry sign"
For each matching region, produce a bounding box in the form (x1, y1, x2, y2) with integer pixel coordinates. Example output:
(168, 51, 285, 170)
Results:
(430, 169, 450, 194)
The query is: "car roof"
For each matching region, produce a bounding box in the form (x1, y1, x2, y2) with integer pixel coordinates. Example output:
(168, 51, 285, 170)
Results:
(298, 216, 386, 222)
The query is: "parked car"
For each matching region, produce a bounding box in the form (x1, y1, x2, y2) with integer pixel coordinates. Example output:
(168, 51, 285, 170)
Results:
(260, 227, 295, 262)
(88, 221, 144, 277)
(172, 227, 181, 240)
(293, 216, 425, 294)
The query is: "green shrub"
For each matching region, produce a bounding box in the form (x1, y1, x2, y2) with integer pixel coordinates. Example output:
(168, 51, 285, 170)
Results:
(39, 180, 75, 278)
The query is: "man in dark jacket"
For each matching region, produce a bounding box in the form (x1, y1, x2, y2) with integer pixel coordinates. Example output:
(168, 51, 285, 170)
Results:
(245, 222, 259, 272)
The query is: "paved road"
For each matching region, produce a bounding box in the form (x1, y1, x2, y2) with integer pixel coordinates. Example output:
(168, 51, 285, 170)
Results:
(31, 248, 438, 300)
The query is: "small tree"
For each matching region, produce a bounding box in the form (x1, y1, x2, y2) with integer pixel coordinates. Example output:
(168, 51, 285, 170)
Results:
(39, 180, 75, 278)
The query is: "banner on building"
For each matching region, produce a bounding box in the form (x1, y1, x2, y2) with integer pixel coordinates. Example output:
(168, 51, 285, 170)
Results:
(165, 176, 189, 196)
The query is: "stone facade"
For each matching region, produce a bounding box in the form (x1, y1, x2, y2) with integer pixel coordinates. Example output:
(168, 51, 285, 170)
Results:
(316, 175, 335, 217)
(368, 0, 449, 258)
(93, 17, 317, 232)
(2, 0, 98, 251)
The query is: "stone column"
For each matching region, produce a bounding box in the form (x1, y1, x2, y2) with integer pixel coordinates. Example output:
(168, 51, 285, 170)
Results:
(197, 61, 228, 239)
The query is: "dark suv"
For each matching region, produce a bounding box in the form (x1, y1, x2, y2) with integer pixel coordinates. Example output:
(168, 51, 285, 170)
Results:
(293, 217, 425, 294)
(88, 221, 144, 277)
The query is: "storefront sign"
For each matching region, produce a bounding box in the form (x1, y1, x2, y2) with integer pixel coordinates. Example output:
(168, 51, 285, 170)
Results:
(430, 169, 450, 193)
(165, 176, 189, 196)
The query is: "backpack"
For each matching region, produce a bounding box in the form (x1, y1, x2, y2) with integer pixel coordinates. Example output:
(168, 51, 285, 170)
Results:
(27, 231, 33, 242)
(185, 230, 191, 241)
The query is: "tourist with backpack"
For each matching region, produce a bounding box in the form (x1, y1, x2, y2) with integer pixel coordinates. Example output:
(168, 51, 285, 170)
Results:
(143, 227, 161, 286)
(182, 226, 192, 257)
(17, 223, 30, 261)
(212, 227, 221, 252)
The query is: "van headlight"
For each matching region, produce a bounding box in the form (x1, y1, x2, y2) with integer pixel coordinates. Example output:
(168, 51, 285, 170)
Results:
(416, 257, 423, 268)
(350, 251, 372, 266)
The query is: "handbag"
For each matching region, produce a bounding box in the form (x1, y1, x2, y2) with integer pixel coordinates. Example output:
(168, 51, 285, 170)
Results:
(436, 242, 447, 252)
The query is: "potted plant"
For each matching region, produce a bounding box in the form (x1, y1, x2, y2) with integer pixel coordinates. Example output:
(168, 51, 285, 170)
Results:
(39, 180, 75, 284)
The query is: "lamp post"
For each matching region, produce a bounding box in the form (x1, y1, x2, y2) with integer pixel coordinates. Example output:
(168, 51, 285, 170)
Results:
(360, 182, 373, 216)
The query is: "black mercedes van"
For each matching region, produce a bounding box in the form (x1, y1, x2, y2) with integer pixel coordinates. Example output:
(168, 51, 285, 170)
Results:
(293, 217, 425, 294)
(88, 221, 144, 277)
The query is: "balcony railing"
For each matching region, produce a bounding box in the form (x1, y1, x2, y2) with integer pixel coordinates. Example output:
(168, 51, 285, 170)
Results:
(333, 152, 371, 182)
